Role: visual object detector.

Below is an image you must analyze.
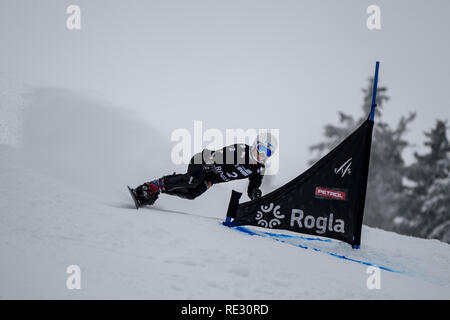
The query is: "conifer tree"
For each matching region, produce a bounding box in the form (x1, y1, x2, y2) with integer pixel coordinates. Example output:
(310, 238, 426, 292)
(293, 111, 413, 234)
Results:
(398, 120, 450, 242)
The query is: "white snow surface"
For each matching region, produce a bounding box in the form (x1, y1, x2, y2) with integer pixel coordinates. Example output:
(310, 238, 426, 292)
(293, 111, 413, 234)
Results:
(1, 85, 450, 299)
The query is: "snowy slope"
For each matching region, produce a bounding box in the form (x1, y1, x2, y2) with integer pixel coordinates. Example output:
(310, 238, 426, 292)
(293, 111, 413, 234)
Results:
(1, 84, 450, 299)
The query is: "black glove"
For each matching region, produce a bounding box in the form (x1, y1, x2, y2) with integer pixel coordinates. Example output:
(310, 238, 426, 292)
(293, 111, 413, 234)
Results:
(249, 188, 262, 200)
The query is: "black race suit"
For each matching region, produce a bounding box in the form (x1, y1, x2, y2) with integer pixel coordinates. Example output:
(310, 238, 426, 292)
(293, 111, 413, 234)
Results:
(162, 144, 264, 200)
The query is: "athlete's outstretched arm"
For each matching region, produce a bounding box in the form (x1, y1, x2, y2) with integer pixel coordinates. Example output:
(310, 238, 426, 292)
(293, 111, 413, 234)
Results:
(247, 172, 263, 200)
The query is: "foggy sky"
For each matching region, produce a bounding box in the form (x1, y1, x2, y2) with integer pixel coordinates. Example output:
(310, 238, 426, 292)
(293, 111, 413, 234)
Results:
(1, 0, 449, 184)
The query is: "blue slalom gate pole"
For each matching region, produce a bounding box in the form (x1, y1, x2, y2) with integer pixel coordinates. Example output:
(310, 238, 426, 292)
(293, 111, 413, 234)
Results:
(369, 61, 380, 121)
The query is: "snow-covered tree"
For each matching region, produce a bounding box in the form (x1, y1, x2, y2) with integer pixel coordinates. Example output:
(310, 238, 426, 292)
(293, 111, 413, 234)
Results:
(397, 120, 450, 242)
(309, 77, 389, 156)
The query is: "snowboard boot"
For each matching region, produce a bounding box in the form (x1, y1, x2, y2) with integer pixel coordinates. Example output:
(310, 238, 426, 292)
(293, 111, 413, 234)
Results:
(134, 179, 164, 206)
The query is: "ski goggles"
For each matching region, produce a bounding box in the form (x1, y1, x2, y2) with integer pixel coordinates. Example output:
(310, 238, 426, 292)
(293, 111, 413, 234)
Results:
(256, 143, 273, 157)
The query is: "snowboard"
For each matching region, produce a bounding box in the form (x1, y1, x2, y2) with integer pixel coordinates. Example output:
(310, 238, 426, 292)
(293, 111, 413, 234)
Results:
(127, 186, 140, 209)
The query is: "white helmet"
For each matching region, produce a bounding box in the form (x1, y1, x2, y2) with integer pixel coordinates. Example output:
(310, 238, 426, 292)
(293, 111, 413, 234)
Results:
(251, 132, 278, 164)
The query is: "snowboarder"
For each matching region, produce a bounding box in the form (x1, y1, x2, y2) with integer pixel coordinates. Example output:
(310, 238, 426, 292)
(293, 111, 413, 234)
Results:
(128, 132, 277, 208)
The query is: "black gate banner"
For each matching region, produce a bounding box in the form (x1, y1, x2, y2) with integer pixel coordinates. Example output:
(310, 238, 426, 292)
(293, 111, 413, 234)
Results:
(225, 119, 374, 248)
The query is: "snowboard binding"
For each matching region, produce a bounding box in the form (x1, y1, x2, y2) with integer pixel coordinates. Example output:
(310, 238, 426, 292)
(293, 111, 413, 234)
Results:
(127, 182, 161, 209)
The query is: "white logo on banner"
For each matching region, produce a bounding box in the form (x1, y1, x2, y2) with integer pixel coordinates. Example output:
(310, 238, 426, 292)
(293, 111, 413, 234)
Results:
(334, 158, 352, 178)
(256, 203, 285, 228)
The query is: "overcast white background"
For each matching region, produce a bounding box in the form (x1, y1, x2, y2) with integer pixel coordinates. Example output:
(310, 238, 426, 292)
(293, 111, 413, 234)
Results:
(1, 0, 449, 185)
